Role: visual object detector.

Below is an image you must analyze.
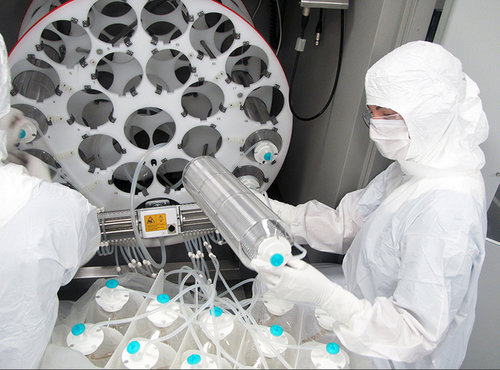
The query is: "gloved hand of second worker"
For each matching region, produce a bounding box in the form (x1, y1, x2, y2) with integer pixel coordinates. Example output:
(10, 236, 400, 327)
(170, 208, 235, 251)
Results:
(0, 108, 51, 181)
(0, 107, 25, 155)
(252, 257, 371, 326)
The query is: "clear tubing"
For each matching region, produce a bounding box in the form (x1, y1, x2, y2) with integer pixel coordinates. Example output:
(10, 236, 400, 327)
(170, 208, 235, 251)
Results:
(217, 278, 256, 299)
(93, 271, 201, 328)
(208, 251, 293, 369)
(185, 239, 200, 272)
(231, 141, 259, 170)
(183, 156, 293, 269)
(119, 246, 132, 266)
(197, 237, 211, 280)
(293, 242, 307, 260)
(129, 144, 168, 269)
(152, 267, 218, 345)
(114, 246, 120, 270)
(208, 256, 273, 369)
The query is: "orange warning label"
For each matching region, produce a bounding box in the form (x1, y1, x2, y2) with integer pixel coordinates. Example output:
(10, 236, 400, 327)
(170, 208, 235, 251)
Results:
(144, 213, 167, 232)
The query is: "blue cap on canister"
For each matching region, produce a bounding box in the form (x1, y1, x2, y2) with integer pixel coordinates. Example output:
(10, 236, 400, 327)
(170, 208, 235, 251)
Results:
(264, 152, 272, 161)
(127, 340, 141, 355)
(270, 253, 284, 267)
(326, 342, 340, 355)
(19, 129, 26, 139)
(270, 324, 283, 337)
(71, 323, 86, 336)
(106, 279, 119, 289)
(209, 306, 223, 317)
(157, 294, 170, 304)
(187, 354, 201, 365)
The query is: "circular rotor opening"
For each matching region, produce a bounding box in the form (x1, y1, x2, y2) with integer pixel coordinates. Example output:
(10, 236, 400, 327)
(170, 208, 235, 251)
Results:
(67, 89, 114, 129)
(96, 52, 143, 96)
(181, 81, 224, 120)
(233, 165, 265, 189)
(181, 126, 222, 157)
(11, 58, 60, 101)
(78, 134, 123, 170)
(141, 0, 189, 43)
(87, 0, 138, 45)
(11, 104, 49, 137)
(41, 20, 91, 67)
(190, 13, 235, 58)
(226, 45, 269, 87)
(243, 86, 285, 123)
(124, 107, 176, 149)
(156, 158, 188, 191)
(112, 162, 154, 194)
(146, 49, 191, 93)
(242, 129, 283, 162)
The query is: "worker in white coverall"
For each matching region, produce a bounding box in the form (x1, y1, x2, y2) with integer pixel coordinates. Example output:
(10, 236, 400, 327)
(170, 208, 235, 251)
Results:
(252, 41, 489, 368)
(0, 34, 100, 368)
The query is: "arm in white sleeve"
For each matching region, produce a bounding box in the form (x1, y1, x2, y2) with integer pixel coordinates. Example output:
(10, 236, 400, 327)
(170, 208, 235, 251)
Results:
(38, 181, 100, 285)
(257, 162, 404, 254)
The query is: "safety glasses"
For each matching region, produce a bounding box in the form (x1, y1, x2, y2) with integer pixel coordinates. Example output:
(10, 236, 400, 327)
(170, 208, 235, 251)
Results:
(362, 106, 403, 127)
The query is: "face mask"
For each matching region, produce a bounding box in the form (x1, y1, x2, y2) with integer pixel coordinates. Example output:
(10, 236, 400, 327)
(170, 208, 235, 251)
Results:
(369, 118, 410, 161)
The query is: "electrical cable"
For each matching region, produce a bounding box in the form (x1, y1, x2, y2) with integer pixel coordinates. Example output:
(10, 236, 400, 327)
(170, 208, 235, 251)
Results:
(275, 0, 283, 55)
(289, 9, 345, 122)
(251, 0, 263, 20)
(315, 8, 323, 46)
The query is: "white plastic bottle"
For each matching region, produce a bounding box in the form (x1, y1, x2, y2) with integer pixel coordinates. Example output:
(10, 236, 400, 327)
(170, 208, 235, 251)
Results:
(195, 306, 245, 360)
(66, 323, 123, 367)
(314, 306, 336, 332)
(300, 341, 350, 369)
(251, 291, 301, 345)
(263, 290, 295, 316)
(86, 278, 143, 334)
(179, 350, 231, 369)
(121, 338, 176, 369)
(132, 294, 189, 351)
(239, 324, 297, 368)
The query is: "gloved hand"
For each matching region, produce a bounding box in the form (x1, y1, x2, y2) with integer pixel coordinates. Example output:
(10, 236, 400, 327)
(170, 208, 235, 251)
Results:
(250, 189, 301, 227)
(0, 108, 51, 181)
(252, 257, 339, 306)
(252, 258, 370, 325)
(0, 107, 25, 154)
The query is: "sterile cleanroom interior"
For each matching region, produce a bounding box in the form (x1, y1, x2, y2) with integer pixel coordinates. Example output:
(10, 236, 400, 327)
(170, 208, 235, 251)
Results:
(1, 0, 499, 368)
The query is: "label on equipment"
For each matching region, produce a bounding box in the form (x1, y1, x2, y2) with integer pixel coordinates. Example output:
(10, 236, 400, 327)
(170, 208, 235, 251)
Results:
(144, 213, 168, 232)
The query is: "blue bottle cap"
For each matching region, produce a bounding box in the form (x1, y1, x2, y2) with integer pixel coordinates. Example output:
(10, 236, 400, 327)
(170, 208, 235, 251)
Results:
(71, 323, 86, 336)
(209, 306, 223, 317)
(187, 354, 201, 365)
(270, 253, 284, 267)
(326, 342, 340, 355)
(105, 279, 119, 289)
(270, 324, 283, 337)
(127, 341, 141, 355)
(157, 294, 170, 304)
(264, 152, 272, 161)
(18, 129, 26, 139)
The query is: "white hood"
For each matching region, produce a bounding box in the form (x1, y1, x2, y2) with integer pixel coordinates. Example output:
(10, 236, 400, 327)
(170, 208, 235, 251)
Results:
(365, 41, 488, 176)
(0, 33, 11, 163)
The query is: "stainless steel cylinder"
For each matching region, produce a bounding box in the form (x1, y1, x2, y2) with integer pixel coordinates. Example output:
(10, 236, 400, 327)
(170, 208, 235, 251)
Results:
(182, 156, 292, 269)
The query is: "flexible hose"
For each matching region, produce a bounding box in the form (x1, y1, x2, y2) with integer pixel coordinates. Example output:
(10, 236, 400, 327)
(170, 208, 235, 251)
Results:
(129, 144, 168, 269)
(289, 10, 345, 121)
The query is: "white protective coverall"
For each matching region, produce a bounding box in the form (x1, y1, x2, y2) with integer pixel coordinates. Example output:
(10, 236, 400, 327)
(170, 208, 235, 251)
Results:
(0, 34, 100, 368)
(259, 41, 489, 368)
